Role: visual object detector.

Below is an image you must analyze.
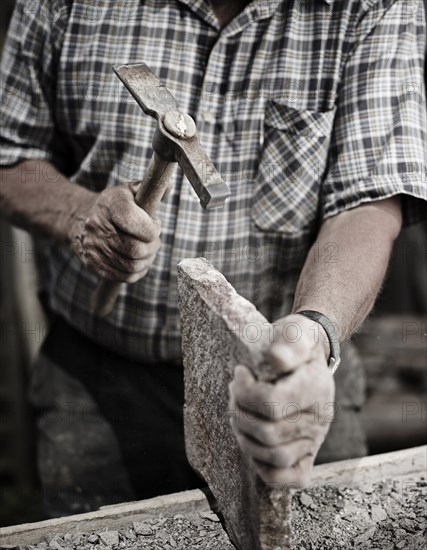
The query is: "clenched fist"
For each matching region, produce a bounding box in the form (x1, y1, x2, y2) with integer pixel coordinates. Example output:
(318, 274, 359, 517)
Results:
(69, 183, 162, 282)
(229, 314, 335, 489)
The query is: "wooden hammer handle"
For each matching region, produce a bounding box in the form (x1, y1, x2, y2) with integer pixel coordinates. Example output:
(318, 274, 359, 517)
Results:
(92, 153, 175, 317)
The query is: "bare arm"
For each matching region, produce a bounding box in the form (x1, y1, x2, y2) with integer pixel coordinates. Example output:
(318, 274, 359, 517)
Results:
(0, 160, 95, 242)
(0, 160, 161, 282)
(292, 196, 402, 355)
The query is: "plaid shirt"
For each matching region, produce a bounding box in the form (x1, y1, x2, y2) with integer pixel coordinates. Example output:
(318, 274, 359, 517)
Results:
(1, 0, 426, 362)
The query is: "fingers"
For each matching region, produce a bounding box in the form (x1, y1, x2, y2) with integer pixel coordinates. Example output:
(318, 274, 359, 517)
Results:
(230, 364, 334, 421)
(230, 365, 284, 419)
(234, 432, 314, 469)
(229, 356, 335, 490)
(253, 454, 315, 489)
(231, 409, 322, 447)
(109, 231, 162, 261)
(89, 259, 150, 283)
(231, 393, 319, 488)
(83, 239, 160, 283)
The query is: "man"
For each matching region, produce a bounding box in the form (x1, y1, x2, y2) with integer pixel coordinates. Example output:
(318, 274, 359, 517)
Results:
(0, 0, 426, 517)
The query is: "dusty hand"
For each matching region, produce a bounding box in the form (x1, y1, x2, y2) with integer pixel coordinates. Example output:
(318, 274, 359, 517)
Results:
(229, 314, 335, 488)
(69, 183, 161, 282)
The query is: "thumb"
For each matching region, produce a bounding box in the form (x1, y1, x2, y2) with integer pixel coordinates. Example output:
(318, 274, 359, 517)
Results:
(230, 364, 256, 388)
(266, 316, 317, 374)
(228, 365, 256, 399)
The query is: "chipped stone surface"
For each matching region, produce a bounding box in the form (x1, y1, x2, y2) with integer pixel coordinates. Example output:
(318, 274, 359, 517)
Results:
(99, 531, 119, 547)
(371, 504, 387, 523)
(199, 512, 220, 523)
(3, 512, 233, 550)
(177, 258, 291, 550)
(132, 522, 152, 536)
(6, 480, 426, 550)
(291, 479, 427, 549)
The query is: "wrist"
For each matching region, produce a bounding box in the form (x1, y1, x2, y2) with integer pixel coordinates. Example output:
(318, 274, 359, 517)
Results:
(66, 186, 97, 243)
(279, 313, 330, 362)
(295, 310, 341, 372)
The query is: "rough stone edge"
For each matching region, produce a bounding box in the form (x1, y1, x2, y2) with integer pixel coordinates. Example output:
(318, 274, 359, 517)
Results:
(1, 446, 425, 546)
(177, 257, 281, 381)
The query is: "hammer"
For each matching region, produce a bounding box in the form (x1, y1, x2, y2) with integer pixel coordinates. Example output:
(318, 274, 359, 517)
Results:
(92, 63, 230, 316)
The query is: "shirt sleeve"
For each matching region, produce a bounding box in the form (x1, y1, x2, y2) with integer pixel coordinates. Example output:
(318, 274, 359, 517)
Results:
(0, 0, 69, 168)
(321, 0, 427, 226)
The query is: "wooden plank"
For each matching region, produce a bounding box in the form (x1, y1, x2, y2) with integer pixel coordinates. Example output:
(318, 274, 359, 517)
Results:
(311, 445, 426, 487)
(0, 447, 425, 546)
(0, 489, 211, 546)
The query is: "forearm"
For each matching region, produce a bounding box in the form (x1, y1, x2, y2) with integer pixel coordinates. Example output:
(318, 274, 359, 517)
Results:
(0, 160, 96, 243)
(292, 197, 402, 345)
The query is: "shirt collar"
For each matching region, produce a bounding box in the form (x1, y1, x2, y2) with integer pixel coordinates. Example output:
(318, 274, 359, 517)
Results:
(174, 0, 335, 32)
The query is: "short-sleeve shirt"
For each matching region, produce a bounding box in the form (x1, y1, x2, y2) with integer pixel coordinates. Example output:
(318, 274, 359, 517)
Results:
(1, 0, 426, 361)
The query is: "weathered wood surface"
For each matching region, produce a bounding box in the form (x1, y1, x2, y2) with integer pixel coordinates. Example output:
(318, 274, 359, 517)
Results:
(0, 446, 425, 546)
(311, 445, 426, 487)
(177, 257, 292, 550)
(0, 490, 211, 546)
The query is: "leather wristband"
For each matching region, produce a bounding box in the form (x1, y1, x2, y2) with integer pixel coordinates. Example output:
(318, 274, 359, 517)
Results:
(296, 310, 341, 373)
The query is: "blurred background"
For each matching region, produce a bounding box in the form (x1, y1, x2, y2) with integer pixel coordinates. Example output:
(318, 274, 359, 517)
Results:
(0, 0, 426, 528)
(1, 0, 48, 527)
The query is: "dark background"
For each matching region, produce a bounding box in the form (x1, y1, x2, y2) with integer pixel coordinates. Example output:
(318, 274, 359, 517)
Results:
(0, 0, 426, 528)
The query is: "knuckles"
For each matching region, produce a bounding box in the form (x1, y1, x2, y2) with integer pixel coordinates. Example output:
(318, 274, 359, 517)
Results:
(263, 447, 293, 469)
(94, 266, 149, 284)
(122, 239, 146, 260)
(144, 219, 162, 241)
(84, 213, 104, 234)
(125, 268, 150, 284)
(254, 422, 280, 447)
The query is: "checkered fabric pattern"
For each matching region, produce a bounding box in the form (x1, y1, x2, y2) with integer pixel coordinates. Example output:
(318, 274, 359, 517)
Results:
(1, 0, 426, 362)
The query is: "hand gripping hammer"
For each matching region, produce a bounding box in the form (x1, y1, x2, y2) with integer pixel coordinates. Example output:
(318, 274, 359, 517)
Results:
(92, 63, 230, 316)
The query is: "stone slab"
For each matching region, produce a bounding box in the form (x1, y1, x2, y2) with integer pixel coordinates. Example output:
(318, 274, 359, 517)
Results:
(177, 258, 292, 550)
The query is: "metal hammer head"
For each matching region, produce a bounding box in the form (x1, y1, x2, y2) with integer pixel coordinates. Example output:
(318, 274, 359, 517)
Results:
(114, 63, 230, 210)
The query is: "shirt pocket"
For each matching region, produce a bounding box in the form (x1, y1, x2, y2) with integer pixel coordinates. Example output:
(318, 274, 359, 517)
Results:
(252, 100, 336, 234)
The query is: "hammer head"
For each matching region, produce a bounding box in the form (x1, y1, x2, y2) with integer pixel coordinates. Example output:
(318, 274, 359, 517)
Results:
(114, 63, 231, 210)
(114, 63, 179, 119)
